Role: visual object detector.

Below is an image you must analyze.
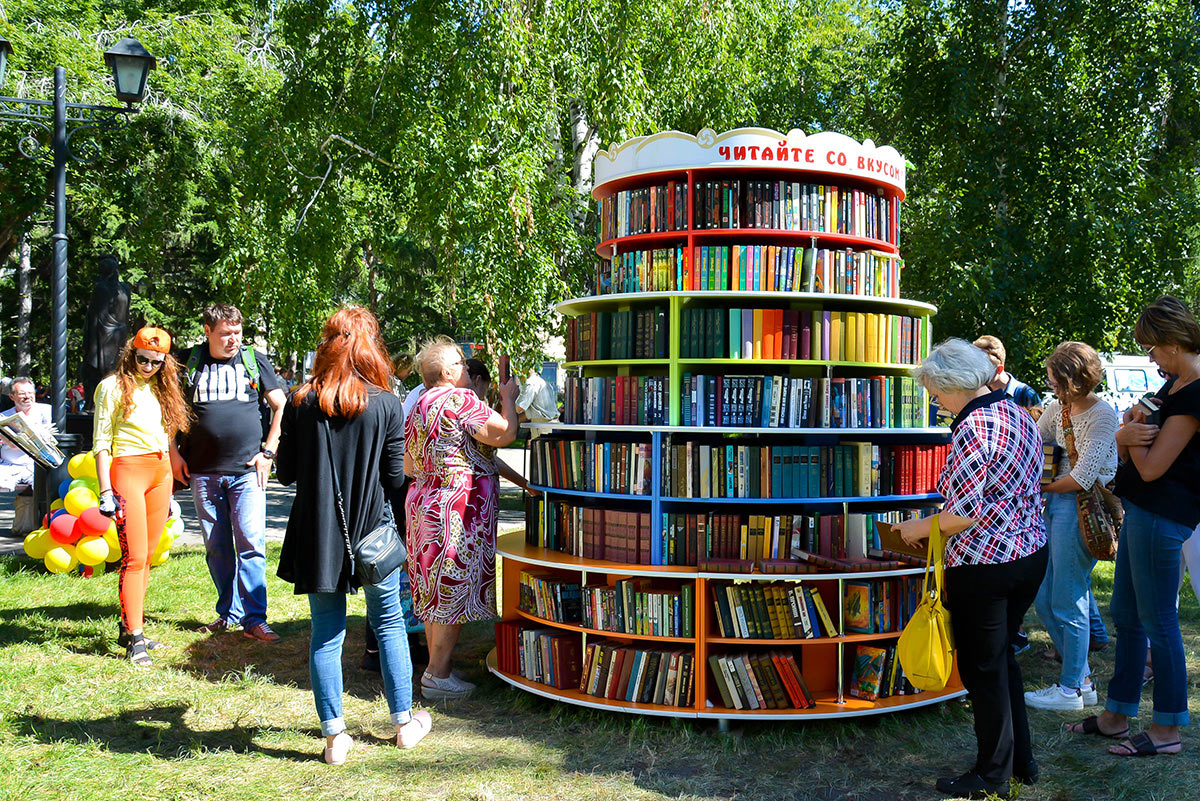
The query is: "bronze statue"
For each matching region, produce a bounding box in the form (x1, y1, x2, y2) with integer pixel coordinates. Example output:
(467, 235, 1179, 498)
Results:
(79, 254, 131, 402)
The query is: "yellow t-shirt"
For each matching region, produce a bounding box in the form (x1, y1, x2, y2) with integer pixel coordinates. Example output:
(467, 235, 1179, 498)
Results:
(92, 374, 169, 457)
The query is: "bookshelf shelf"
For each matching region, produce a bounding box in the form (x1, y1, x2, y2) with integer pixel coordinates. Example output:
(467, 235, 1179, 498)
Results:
(514, 608, 697, 644)
(558, 291, 937, 318)
(494, 127, 964, 723)
(525, 422, 949, 436)
(527, 484, 651, 502)
(596, 229, 898, 260)
(659, 493, 942, 506)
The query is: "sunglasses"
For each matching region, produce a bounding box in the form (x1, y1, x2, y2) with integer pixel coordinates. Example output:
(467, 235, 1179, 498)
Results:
(135, 354, 165, 368)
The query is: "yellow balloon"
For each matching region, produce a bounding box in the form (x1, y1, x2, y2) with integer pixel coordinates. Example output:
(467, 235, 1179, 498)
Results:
(67, 452, 89, 479)
(152, 532, 173, 557)
(90, 561, 107, 576)
(103, 525, 120, 552)
(64, 487, 99, 517)
(24, 529, 50, 559)
(76, 535, 110, 566)
(44, 544, 78, 574)
(150, 548, 170, 566)
(50, 499, 65, 512)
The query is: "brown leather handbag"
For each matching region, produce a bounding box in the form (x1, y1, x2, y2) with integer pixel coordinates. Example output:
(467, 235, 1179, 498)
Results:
(1062, 405, 1122, 561)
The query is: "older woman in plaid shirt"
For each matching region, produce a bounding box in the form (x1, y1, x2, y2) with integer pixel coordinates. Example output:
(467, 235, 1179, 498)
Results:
(897, 338, 1048, 800)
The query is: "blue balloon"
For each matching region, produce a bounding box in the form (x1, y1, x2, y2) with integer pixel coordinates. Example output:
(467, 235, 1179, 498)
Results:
(50, 508, 68, 521)
(57, 478, 73, 500)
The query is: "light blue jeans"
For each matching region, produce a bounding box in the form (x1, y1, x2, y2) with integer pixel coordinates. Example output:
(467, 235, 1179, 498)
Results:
(309, 568, 414, 736)
(1034, 492, 1096, 688)
(192, 472, 268, 627)
(1106, 501, 1191, 726)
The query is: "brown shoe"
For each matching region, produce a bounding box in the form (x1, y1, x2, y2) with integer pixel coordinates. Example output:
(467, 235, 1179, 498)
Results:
(198, 618, 231, 634)
(243, 622, 280, 642)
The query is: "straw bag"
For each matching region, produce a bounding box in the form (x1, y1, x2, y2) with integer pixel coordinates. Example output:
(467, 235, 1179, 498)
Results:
(897, 515, 954, 692)
(1062, 405, 1121, 561)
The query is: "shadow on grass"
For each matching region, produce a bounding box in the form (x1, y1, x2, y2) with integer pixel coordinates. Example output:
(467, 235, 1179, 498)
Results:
(10, 704, 313, 762)
(0, 601, 118, 657)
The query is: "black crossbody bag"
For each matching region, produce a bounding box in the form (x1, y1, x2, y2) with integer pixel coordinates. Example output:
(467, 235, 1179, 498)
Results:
(321, 416, 406, 585)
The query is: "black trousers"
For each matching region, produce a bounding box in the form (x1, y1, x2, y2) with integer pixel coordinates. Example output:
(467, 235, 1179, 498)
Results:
(944, 547, 1048, 784)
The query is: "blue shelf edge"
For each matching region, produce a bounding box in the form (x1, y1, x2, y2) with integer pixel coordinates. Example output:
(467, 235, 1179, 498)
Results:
(529, 485, 942, 506)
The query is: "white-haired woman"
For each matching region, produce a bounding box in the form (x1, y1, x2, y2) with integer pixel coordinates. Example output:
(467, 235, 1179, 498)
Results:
(404, 339, 518, 699)
(895, 337, 1048, 798)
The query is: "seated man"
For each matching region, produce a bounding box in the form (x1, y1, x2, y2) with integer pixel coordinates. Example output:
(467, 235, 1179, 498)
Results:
(0, 377, 53, 492)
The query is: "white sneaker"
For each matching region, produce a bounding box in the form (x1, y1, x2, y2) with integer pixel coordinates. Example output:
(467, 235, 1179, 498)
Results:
(397, 710, 433, 749)
(1024, 684, 1084, 711)
(1081, 682, 1099, 707)
(322, 732, 353, 765)
(421, 670, 476, 700)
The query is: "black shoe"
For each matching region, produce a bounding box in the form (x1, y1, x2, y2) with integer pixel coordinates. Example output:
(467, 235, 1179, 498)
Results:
(935, 771, 1009, 800)
(361, 649, 381, 673)
(1011, 629, 1030, 656)
(1090, 637, 1109, 653)
(1013, 759, 1039, 786)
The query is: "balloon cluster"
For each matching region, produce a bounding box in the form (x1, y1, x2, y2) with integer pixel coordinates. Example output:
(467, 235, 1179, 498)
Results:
(21, 451, 184, 575)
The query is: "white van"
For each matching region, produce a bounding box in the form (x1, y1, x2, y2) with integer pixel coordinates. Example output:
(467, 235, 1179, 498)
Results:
(1098, 354, 1167, 415)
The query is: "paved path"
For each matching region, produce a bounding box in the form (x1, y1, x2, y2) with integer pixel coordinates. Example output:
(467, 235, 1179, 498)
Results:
(0, 448, 530, 557)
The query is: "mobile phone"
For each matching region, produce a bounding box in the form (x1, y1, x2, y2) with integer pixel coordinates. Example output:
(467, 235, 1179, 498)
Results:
(1137, 395, 1161, 426)
(498, 355, 510, 385)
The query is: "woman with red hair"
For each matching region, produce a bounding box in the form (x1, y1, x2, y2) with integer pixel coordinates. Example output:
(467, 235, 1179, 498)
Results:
(93, 326, 192, 666)
(276, 307, 431, 764)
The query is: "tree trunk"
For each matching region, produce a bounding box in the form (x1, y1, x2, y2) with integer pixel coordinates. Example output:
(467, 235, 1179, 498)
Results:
(362, 241, 378, 314)
(17, 232, 32, 376)
(991, 3, 1011, 228)
(569, 99, 600, 199)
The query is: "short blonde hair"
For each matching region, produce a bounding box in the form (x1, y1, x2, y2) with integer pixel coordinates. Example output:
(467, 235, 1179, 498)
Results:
(1046, 342, 1103, 401)
(416, 335, 460, 387)
(914, 338, 997, 394)
(972, 335, 1006, 368)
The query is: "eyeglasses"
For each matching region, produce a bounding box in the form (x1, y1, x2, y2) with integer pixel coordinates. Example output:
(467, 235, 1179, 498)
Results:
(1143, 344, 1159, 357)
(135, 354, 165, 368)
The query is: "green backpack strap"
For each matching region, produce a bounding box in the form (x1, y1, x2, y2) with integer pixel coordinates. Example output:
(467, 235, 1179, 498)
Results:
(241, 347, 260, 394)
(184, 344, 205, 389)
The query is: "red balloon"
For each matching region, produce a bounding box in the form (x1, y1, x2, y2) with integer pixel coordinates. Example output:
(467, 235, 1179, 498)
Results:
(79, 506, 111, 536)
(49, 513, 81, 545)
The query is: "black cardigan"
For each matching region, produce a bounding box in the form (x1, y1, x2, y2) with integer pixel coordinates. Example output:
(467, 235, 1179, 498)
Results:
(276, 388, 406, 594)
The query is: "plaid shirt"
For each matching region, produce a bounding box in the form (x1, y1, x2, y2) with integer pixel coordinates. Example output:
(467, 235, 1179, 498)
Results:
(938, 391, 1046, 567)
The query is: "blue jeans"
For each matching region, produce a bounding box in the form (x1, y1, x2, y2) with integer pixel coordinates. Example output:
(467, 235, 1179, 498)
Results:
(1034, 492, 1096, 687)
(1106, 501, 1191, 726)
(1089, 593, 1108, 643)
(309, 568, 414, 736)
(192, 472, 268, 627)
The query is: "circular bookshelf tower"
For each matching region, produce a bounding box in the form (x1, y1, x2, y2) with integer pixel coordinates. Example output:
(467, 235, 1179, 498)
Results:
(487, 127, 964, 724)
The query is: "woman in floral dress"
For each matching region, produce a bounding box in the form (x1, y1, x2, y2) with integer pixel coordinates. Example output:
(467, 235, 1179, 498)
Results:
(405, 338, 518, 699)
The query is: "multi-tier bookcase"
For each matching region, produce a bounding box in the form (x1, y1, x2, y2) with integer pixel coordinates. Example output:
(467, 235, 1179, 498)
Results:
(487, 128, 964, 726)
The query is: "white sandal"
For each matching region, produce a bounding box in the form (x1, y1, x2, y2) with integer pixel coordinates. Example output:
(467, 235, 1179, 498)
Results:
(397, 710, 432, 749)
(323, 731, 353, 765)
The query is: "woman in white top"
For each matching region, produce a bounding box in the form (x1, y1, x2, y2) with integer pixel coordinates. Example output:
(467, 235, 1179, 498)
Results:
(1026, 342, 1118, 711)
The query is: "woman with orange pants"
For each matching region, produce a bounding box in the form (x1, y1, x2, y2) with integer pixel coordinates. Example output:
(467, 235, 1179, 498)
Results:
(93, 327, 192, 666)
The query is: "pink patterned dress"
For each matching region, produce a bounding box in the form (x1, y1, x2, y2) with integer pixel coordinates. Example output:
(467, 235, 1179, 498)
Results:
(405, 386, 499, 624)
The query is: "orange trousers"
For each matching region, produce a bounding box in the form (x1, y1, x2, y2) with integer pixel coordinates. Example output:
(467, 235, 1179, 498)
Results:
(112, 453, 171, 632)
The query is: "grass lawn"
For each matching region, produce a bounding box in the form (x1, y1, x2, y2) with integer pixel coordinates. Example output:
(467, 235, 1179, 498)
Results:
(0, 546, 1195, 801)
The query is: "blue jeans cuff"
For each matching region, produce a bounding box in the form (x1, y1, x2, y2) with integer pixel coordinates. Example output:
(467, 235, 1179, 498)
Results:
(1105, 698, 1140, 718)
(391, 710, 413, 726)
(320, 717, 346, 737)
(1153, 710, 1190, 727)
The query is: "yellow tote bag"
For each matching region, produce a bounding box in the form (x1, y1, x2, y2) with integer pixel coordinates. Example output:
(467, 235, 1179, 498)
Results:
(897, 515, 954, 691)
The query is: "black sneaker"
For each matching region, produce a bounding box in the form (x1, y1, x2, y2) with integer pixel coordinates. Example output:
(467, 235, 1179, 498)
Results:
(1012, 629, 1030, 656)
(1090, 637, 1109, 653)
(361, 649, 381, 673)
(935, 771, 1009, 800)
(1013, 759, 1039, 786)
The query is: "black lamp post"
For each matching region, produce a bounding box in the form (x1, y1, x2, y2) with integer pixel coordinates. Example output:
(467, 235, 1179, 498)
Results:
(0, 35, 155, 431)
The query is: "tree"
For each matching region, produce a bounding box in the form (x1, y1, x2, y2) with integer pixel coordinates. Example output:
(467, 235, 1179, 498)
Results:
(880, 0, 1200, 382)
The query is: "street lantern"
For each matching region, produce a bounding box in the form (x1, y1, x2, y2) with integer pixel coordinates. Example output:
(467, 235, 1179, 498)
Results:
(103, 37, 156, 104)
(0, 37, 12, 92)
